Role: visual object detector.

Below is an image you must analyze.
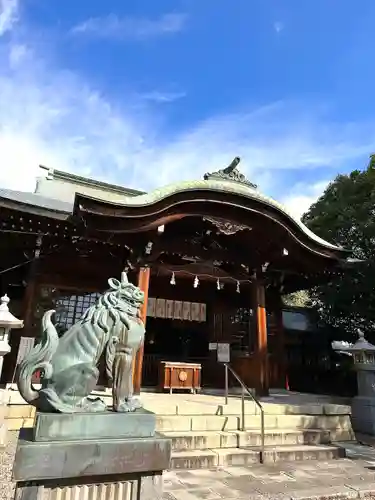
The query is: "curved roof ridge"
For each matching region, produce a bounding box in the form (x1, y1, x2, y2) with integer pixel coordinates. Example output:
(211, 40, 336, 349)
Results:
(75, 177, 347, 253)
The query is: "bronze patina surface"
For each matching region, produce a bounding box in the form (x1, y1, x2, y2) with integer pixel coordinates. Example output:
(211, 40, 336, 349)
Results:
(17, 272, 146, 413)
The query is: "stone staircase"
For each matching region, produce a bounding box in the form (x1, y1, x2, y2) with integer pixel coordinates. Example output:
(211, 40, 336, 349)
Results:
(152, 397, 354, 469)
(4, 389, 354, 470)
(166, 430, 345, 469)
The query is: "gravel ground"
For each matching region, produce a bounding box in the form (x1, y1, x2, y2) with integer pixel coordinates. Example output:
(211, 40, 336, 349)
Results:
(0, 432, 17, 500)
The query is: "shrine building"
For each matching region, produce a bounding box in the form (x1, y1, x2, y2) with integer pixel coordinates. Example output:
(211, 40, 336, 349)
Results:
(0, 158, 356, 396)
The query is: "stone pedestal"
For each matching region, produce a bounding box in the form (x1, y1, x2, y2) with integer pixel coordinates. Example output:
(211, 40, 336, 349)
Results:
(12, 410, 171, 500)
(351, 369, 375, 435)
(0, 348, 9, 447)
(332, 333, 375, 436)
(0, 294, 24, 448)
(14, 474, 163, 500)
(0, 389, 7, 447)
(352, 396, 375, 435)
(0, 346, 10, 447)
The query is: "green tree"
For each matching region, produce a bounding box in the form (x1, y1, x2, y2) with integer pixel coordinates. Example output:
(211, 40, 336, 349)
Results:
(301, 156, 375, 339)
(282, 290, 312, 308)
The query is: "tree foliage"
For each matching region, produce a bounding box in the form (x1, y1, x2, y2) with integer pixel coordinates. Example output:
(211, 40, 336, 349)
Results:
(301, 158, 375, 339)
(282, 290, 312, 308)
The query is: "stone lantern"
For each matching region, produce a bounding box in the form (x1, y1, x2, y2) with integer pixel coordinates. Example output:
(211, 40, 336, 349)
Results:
(332, 330, 375, 435)
(0, 294, 23, 446)
(0, 294, 23, 379)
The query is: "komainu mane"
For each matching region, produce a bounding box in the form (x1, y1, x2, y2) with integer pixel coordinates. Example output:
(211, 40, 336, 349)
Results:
(17, 272, 145, 413)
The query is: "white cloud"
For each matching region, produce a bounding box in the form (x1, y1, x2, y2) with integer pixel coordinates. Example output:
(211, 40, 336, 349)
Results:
(0, 0, 18, 36)
(8, 42, 28, 67)
(136, 106, 374, 190)
(70, 13, 187, 41)
(139, 90, 186, 103)
(281, 180, 330, 220)
(0, 3, 374, 214)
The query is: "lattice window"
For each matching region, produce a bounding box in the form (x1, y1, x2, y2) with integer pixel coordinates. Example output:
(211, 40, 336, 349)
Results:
(230, 307, 255, 353)
(231, 307, 252, 325)
(54, 292, 101, 334)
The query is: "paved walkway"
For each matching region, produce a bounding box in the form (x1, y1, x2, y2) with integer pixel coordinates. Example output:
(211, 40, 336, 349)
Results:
(163, 458, 375, 499)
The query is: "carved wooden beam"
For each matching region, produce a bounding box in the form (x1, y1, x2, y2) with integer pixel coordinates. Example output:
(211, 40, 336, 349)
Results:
(145, 235, 263, 265)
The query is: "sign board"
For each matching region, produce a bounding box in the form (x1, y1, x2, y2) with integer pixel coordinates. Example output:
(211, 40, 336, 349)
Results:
(16, 337, 35, 365)
(217, 343, 230, 363)
(208, 343, 217, 351)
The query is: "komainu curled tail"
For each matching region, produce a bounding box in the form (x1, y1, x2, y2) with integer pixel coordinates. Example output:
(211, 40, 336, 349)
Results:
(17, 310, 59, 407)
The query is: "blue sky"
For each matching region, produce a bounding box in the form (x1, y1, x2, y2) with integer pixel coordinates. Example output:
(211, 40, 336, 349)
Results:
(1, 0, 375, 217)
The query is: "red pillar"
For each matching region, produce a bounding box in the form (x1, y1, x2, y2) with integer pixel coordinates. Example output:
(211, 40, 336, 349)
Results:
(133, 267, 150, 395)
(255, 281, 269, 397)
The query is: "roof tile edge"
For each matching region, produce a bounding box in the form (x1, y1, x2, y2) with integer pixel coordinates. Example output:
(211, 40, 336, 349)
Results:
(38, 165, 145, 197)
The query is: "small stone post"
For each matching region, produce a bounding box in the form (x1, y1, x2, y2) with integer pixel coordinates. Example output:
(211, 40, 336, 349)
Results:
(332, 331, 375, 435)
(0, 294, 23, 446)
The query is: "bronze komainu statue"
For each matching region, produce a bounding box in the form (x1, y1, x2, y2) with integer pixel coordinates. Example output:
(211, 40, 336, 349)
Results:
(17, 272, 145, 413)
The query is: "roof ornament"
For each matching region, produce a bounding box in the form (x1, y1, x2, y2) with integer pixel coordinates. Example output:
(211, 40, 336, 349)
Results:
(203, 216, 248, 235)
(203, 156, 257, 189)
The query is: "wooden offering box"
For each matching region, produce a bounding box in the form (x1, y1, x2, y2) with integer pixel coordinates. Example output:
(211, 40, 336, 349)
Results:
(158, 361, 201, 394)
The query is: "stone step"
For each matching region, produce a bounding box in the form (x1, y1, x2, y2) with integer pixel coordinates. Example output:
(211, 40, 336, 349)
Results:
(145, 401, 351, 416)
(7, 417, 34, 431)
(164, 429, 332, 451)
(157, 415, 240, 432)
(4, 411, 354, 440)
(163, 402, 351, 416)
(156, 413, 354, 434)
(170, 444, 345, 469)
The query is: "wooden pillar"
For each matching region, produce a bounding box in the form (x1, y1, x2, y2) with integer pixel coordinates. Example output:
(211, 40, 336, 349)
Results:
(254, 280, 269, 397)
(133, 267, 150, 396)
(23, 236, 43, 324)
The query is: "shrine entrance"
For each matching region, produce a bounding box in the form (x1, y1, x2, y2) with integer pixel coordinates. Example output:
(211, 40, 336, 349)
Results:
(71, 158, 351, 397)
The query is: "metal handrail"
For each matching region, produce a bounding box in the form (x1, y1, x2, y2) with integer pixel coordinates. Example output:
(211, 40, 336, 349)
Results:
(223, 363, 265, 464)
